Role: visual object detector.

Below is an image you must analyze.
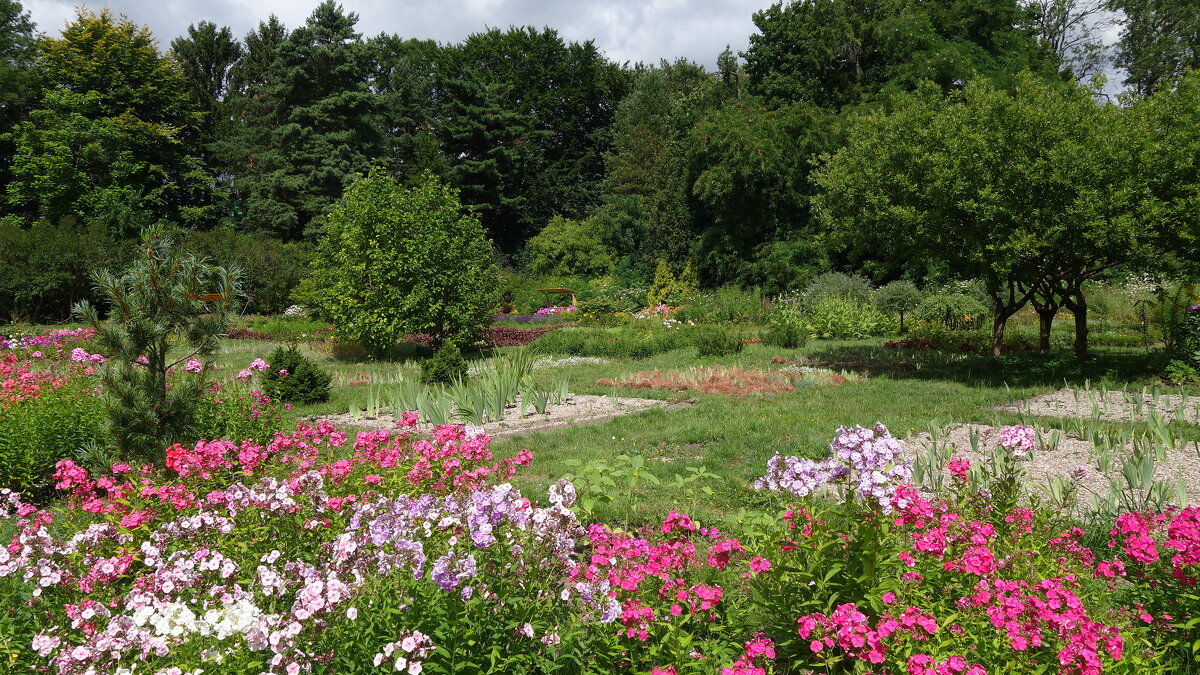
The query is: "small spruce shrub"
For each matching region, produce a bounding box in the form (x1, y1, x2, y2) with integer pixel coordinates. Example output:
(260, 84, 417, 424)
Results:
(694, 327, 745, 357)
(261, 346, 332, 404)
(801, 272, 874, 307)
(421, 342, 469, 385)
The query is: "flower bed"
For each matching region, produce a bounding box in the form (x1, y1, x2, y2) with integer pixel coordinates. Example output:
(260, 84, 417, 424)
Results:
(0, 419, 1195, 673)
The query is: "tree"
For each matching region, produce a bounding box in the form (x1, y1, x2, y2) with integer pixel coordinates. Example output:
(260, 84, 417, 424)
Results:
(1021, 0, 1113, 79)
(170, 21, 242, 174)
(74, 228, 238, 458)
(688, 101, 833, 289)
(370, 35, 444, 182)
(814, 74, 1159, 357)
(1108, 0, 1200, 96)
(0, 0, 39, 198)
(876, 280, 923, 332)
(218, 3, 380, 240)
(310, 170, 499, 356)
(743, 0, 1054, 109)
(7, 9, 212, 229)
(526, 216, 615, 277)
(437, 27, 629, 251)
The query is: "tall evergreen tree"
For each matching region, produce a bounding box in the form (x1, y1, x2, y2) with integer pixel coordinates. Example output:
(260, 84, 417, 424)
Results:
(6, 8, 212, 230)
(0, 0, 39, 200)
(170, 21, 242, 187)
(370, 34, 444, 183)
(437, 27, 628, 251)
(218, 2, 381, 240)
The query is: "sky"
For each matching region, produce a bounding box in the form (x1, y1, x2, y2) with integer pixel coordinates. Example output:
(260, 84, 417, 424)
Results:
(22, 0, 775, 70)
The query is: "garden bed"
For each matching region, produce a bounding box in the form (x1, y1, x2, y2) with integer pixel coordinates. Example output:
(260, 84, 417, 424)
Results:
(997, 388, 1200, 425)
(903, 423, 1200, 504)
(315, 393, 673, 438)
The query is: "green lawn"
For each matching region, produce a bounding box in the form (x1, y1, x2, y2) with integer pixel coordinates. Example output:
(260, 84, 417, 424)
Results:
(210, 332, 1198, 525)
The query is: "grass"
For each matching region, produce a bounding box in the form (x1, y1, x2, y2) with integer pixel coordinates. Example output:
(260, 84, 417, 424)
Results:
(25, 318, 1192, 527)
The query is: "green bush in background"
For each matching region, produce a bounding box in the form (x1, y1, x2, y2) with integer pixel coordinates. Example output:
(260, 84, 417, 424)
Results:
(803, 297, 897, 339)
(421, 342, 469, 385)
(694, 327, 745, 357)
(261, 346, 332, 404)
(912, 293, 989, 330)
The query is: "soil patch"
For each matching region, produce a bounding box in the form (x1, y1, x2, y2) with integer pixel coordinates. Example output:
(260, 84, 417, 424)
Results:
(903, 424, 1200, 505)
(315, 394, 678, 438)
(997, 388, 1200, 425)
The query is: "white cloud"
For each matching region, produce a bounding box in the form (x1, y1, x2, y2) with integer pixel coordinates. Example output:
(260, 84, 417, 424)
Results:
(24, 0, 773, 69)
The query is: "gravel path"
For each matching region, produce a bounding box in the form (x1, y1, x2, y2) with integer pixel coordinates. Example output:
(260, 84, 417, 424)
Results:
(996, 388, 1200, 425)
(903, 424, 1200, 507)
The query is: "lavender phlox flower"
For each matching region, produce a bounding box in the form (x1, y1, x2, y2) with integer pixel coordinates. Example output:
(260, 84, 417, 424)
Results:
(755, 423, 912, 514)
(430, 551, 477, 592)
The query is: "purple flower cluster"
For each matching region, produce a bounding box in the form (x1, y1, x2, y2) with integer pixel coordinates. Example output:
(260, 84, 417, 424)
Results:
(755, 423, 912, 514)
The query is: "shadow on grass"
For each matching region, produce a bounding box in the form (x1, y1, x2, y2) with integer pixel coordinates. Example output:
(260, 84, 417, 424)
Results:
(806, 343, 1168, 389)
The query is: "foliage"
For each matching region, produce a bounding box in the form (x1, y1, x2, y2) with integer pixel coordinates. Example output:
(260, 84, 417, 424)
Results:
(694, 327, 745, 357)
(803, 297, 897, 339)
(1171, 304, 1200, 368)
(801, 271, 874, 307)
(73, 228, 237, 458)
(814, 74, 1162, 357)
(763, 310, 807, 349)
(0, 217, 131, 322)
(421, 342, 469, 385)
(743, 0, 1054, 109)
(912, 293, 991, 330)
(526, 216, 615, 277)
(180, 228, 312, 315)
(875, 280, 923, 331)
(310, 170, 498, 357)
(533, 325, 694, 359)
(260, 345, 331, 405)
(0, 351, 105, 496)
(688, 101, 832, 287)
(673, 286, 765, 324)
(646, 259, 698, 308)
(214, 2, 381, 240)
(1109, 0, 1200, 96)
(6, 8, 212, 229)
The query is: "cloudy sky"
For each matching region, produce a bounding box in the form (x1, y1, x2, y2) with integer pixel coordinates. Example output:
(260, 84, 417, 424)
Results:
(23, 0, 774, 69)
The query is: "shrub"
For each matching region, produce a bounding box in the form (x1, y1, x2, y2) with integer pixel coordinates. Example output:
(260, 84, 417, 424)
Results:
(912, 293, 989, 329)
(763, 311, 807, 349)
(803, 297, 897, 339)
(695, 327, 745, 357)
(309, 170, 499, 357)
(533, 326, 693, 358)
(180, 228, 312, 315)
(260, 346, 332, 405)
(675, 286, 765, 324)
(526, 216, 615, 277)
(421, 342, 469, 385)
(0, 378, 106, 496)
(1171, 303, 1200, 368)
(74, 228, 236, 459)
(875, 280, 923, 332)
(647, 259, 698, 307)
(801, 271, 873, 307)
(577, 295, 619, 316)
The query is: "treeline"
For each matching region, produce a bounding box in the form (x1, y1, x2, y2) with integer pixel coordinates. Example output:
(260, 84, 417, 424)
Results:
(1, 0, 1199, 323)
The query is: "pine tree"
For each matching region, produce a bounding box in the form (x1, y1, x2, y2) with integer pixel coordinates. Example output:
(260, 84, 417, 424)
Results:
(218, 3, 380, 240)
(0, 0, 39, 199)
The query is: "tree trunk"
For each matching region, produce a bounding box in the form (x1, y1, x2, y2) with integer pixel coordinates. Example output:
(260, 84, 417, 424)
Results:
(1072, 291, 1088, 358)
(1037, 310, 1054, 354)
(992, 313, 1009, 359)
